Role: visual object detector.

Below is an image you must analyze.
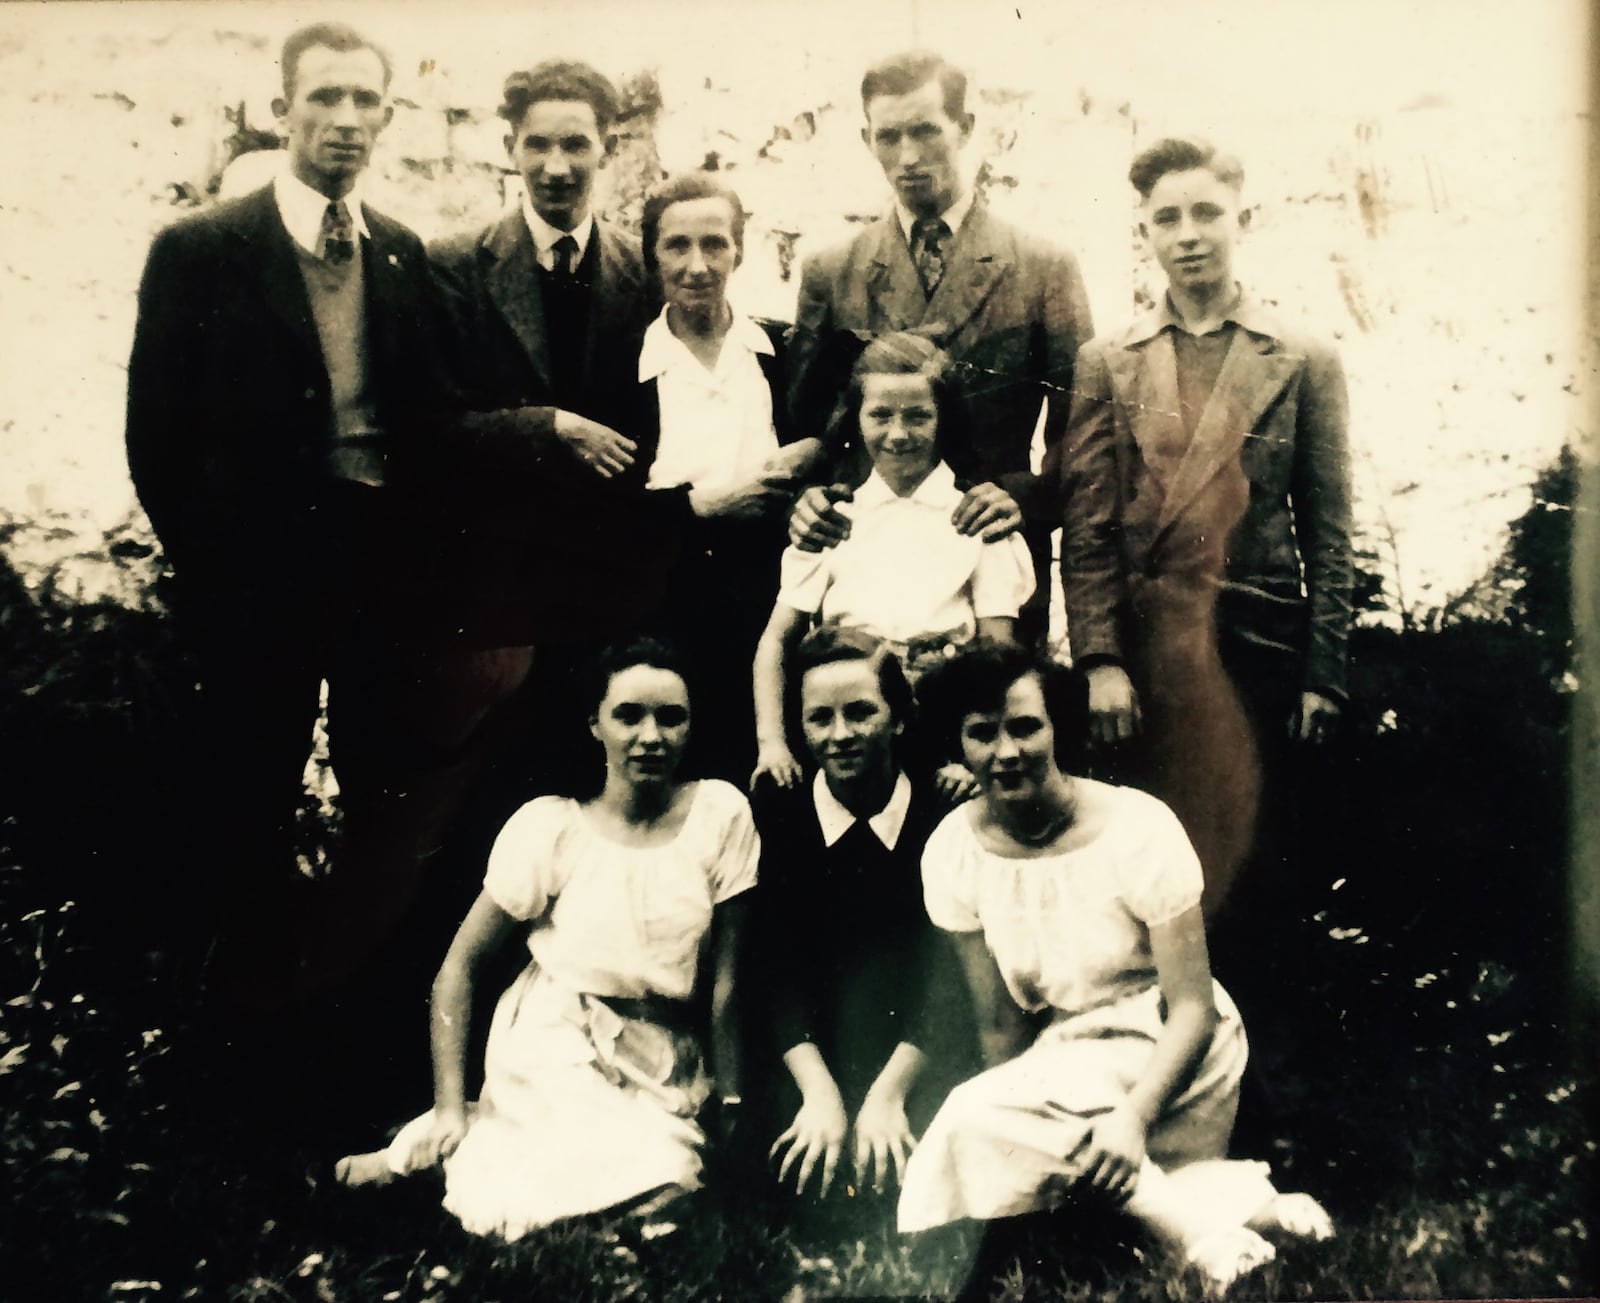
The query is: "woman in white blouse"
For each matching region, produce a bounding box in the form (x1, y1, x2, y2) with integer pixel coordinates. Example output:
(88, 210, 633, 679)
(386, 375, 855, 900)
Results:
(898, 641, 1333, 1292)
(333, 638, 756, 1240)
(630, 173, 821, 781)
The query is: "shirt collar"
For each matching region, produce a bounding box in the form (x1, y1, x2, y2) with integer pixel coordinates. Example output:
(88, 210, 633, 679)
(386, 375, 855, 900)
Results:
(852, 460, 961, 509)
(520, 193, 594, 264)
(274, 171, 370, 257)
(895, 188, 975, 247)
(813, 770, 913, 849)
(638, 305, 775, 381)
(1129, 284, 1281, 345)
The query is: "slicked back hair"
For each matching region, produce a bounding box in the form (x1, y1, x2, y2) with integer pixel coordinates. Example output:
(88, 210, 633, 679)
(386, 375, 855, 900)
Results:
(280, 22, 392, 100)
(1128, 135, 1245, 199)
(641, 173, 748, 280)
(859, 50, 969, 122)
(499, 59, 621, 135)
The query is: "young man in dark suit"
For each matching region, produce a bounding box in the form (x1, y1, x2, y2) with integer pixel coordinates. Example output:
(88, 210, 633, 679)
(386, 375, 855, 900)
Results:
(1058, 136, 1354, 936)
(412, 61, 694, 803)
(125, 23, 513, 1015)
(420, 59, 669, 653)
(785, 50, 1095, 646)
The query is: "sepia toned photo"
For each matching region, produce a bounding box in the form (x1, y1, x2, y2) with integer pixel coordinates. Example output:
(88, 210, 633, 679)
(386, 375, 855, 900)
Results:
(0, 1, 1593, 1298)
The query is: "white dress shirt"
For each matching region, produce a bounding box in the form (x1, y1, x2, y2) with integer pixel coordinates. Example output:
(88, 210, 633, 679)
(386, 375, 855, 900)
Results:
(520, 194, 595, 271)
(274, 171, 370, 257)
(812, 770, 913, 850)
(776, 462, 1035, 645)
(638, 307, 780, 512)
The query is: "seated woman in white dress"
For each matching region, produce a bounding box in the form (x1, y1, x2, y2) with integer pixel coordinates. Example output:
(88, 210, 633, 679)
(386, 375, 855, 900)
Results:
(898, 641, 1332, 1292)
(751, 333, 1034, 791)
(333, 638, 757, 1240)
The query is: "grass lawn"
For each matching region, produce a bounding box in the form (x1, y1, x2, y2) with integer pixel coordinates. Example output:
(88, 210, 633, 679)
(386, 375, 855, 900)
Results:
(0, 479, 1593, 1300)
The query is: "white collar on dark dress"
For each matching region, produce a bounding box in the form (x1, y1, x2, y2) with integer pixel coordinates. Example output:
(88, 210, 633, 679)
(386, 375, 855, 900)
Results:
(812, 770, 912, 849)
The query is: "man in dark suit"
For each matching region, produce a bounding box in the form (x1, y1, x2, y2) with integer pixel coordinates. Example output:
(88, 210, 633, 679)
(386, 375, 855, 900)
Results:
(412, 60, 682, 799)
(420, 59, 668, 654)
(785, 50, 1095, 645)
(125, 22, 511, 1013)
(1058, 136, 1354, 928)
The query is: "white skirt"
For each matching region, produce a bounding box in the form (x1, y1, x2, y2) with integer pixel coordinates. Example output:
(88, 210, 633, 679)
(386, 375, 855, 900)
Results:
(386, 964, 709, 1240)
(898, 981, 1276, 1241)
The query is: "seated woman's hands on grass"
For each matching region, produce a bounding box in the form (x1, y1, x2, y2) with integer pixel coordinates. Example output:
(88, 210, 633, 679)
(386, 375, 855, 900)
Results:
(771, 1085, 848, 1197)
(853, 1086, 917, 1194)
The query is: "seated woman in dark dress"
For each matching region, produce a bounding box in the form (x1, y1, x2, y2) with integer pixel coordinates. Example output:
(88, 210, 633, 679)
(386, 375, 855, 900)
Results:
(746, 624, 974, 1214)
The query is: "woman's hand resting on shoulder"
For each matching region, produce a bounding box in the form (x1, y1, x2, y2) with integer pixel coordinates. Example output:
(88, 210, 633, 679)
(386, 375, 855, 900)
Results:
(405, 1106, 471, 1172)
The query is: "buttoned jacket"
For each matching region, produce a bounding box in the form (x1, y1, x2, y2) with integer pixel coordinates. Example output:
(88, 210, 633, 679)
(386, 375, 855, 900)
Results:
(124, 183, 447, 591)
(416, 209, 674, 644)
(1059, 295, 1354, 697)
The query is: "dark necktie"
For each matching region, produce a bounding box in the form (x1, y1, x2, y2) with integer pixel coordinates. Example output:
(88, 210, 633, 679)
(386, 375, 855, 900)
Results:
(552, 233, 580, 277)
(320, 200, 356, 267)
(912, 217, 950, 297)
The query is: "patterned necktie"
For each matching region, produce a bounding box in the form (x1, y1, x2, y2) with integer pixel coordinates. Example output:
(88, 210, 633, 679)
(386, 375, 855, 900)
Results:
(552, 234, 580, 278)
(320, 200, 355, 266)
(912, 217, 950, 297)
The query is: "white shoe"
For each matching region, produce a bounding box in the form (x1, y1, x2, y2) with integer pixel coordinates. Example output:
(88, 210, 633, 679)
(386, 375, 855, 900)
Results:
(1253, 1192, 1336, 1242)
(1187, 1225, 1277, 1295)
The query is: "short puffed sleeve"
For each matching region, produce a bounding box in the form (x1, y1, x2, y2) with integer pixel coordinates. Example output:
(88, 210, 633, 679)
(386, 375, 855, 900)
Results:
(970, 532, 1038, 621)
(483, 796, 578, 920)
(776, 543, 834, 617)
(697, 780, 760, 904)
(1114, 789, 1204, 926)
(921, 808, 985, 934)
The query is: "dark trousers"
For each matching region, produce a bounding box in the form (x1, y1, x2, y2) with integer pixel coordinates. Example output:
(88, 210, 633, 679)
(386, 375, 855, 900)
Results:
(179, 486, 535, 1012)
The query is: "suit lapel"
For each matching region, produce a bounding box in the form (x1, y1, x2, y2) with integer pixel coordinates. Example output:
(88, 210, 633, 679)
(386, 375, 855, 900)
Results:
(1157, 327, 1298, 531)
(864, 214, 931, 331)
(922, 205, 1010, 343)
(584, 221, 645, 379)
(484, 211, 551, 387)
(236, 188, 322, 363)
(360, 208, 411, 383)
(1107, 330, 1185, 491)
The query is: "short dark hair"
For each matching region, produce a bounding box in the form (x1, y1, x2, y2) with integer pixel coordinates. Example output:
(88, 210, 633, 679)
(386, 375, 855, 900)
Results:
(916, 640, 1089, 772)
(280, 22, 392, 100)
(499, 60, 620, 134)
(860, 50, 969, 122)
(588, 636, 691, 714)
(828, 331, 977, 482)
(794, 623, 915, 728)
(641, 173, 748, 280)
(1128, 136, 1245, 199)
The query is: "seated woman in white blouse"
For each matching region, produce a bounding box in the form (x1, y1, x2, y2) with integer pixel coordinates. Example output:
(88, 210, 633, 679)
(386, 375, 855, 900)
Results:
(899, 641, 1333, 1292)
(750, 333, 1034, 791)
(629, 173, 822, 782)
